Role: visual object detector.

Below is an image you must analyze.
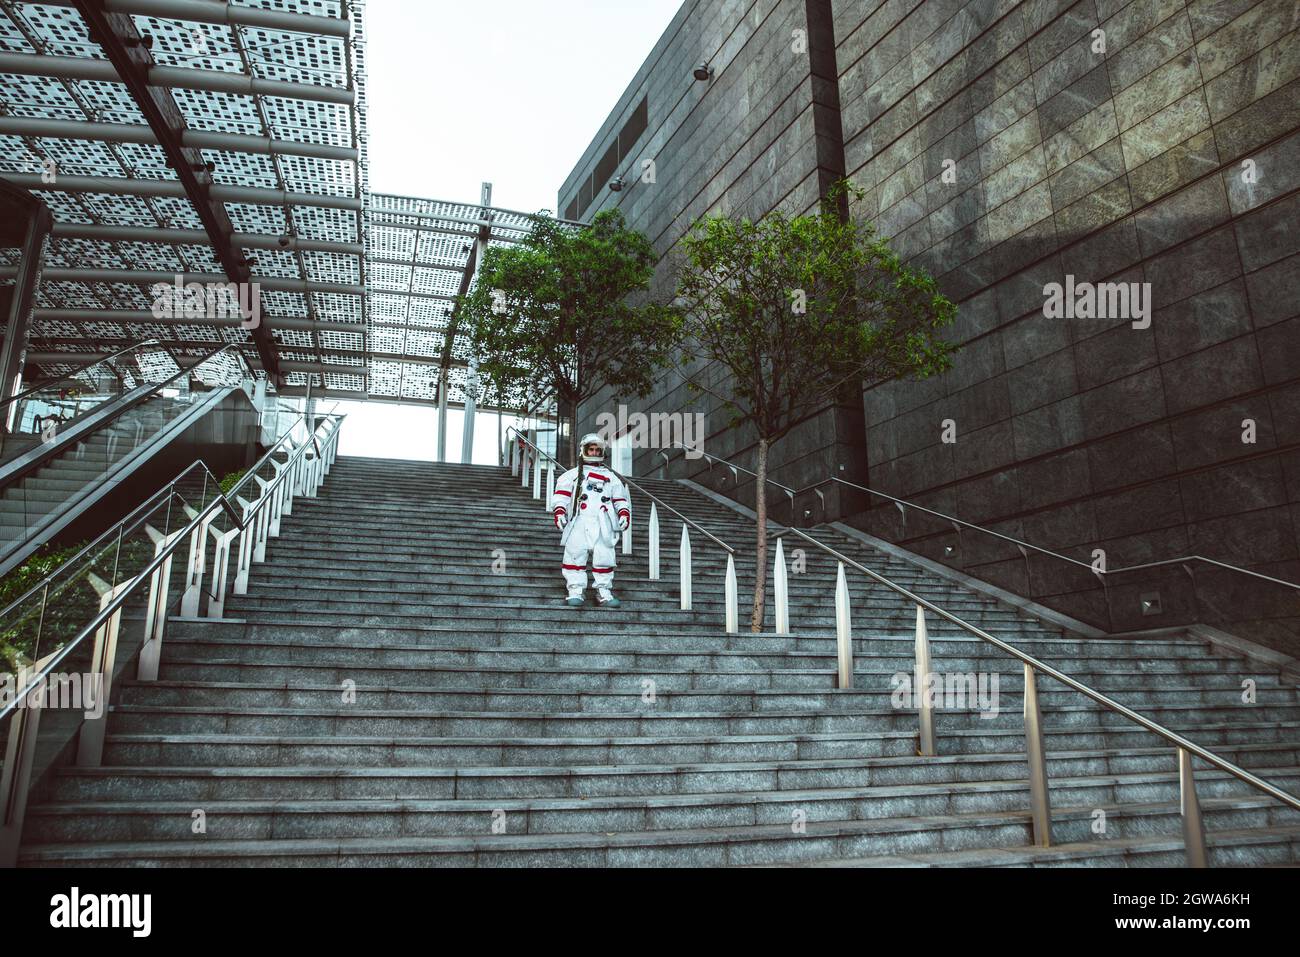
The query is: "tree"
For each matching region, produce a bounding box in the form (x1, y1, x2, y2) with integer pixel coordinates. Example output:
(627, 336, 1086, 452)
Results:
(674, 182, 957, 632)
(458, 209, 682, 467)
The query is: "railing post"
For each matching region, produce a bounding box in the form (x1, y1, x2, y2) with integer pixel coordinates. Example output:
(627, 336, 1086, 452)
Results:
(1179, 748, 1209, 867)
(0, 687, 42, 867)
(914, 605, 936, 756)
(520, 447, 530, 487)
(179, 504, 208, 618)
(1023, 663, 1053, 847)
(233, 496, 254, 594)
(268, 460, 288, 537)
(648, 503, 660, 580)
(545, 462, 555, 511)
(77, 573, 131, 767)
(532, 453, 542, 499)
(252, 486, 270, 563)
(622, 516, 632, 556)
(139, 524, 184, 681)
(204, 523, 241, 619)
(774, 536, 789, 635)
(509, 434, 518, 475)
(679, 524, 692, 610)
(724, 552, 738, 634)
(835, 562, 853, 689)
(281, 443, 298, 517)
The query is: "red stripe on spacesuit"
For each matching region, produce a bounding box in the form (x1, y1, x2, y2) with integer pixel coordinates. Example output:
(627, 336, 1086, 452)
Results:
(591, 567, 613, 573)
(612, 497, 626, 503)
(554, 489, 571, 496)
(562, 564, 586, 570)
(586, 472, 609, 481)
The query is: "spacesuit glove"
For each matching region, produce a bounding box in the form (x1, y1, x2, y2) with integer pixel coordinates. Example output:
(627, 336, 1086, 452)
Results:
(617, 513, 630, 532)
(554, 510, 568, 531)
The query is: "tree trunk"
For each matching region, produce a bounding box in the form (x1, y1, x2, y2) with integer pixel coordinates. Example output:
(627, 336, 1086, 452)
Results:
(750, 436, 769, 632)
(568, 410, 579, 470)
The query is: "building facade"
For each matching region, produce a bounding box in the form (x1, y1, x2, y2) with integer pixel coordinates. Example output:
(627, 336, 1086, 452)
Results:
(561, 0, 1300, 650)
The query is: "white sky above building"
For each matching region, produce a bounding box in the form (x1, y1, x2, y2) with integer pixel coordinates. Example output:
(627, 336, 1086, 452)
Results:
(343, 0, 681, 462)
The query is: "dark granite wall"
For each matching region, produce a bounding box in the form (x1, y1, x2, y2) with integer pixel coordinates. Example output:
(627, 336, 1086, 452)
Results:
(836, 0, 1300, 648)
(562, 0, 1300, 648)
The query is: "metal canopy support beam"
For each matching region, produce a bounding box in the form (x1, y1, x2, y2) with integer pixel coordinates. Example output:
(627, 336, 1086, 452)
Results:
(276, 385, 542, 417)
(437, 182, 491, 463)
(27, 339, 463, 371)
(368, 256, 479, 274)
(0, 194, 53, 412)
(460, 228, 489, 464)
(36, 308, 356, 333)
(0, 52, 356, 104)
(367, 219, 524, 245)
(23, 351, 363, 377)
(51, 222, 363, 256)
(0, 116, 359, 162)
(31, 309, 465, 352)
(33, 0, 353, 35)
(5, 173, 363, 211)
(70, 0, 281, 381)
(435, 366, 449, 463)
(4, 266, 363, 296)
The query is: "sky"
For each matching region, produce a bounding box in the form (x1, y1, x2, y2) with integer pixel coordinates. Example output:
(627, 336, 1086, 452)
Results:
(364, 0, 683, 216)
(343, 0, 683, 462)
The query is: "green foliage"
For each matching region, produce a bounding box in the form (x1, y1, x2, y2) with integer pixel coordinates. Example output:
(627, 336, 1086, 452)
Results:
(0, 534, 165, 679)
(219, 469, 247, 496)
(458, 208, 684, 456)
(675, 181, 956, 444)
(0, 542, 89, 676)
(675, 180, 957, 630)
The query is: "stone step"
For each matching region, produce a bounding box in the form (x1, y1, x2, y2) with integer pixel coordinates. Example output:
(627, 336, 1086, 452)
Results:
(152, 617, 1223, 657)
(49, 742, 1300, 800)
(765, 826, 1300, 868)
(156, 656, 1286, 693)
(102, 698, 1300, 737)
(21, 814, 1300, 868)
(156, 635, 1245, 675)
(24, 778, 1300, 845)
(116, 675, 1298, 714)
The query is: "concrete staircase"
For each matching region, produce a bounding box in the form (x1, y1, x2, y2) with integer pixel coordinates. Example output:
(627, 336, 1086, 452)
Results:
(17, 456, 1300, 866)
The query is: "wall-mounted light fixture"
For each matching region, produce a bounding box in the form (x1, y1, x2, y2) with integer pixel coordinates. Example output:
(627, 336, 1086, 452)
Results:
(693, 62, 713, 81)
(609, 176, 626, 192)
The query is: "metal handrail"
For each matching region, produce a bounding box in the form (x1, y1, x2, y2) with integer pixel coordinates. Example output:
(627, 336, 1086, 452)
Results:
(653, 442, 1300, 818)
(0, 409, 343, 725)
(0, 459, 232, 622)
(505, 427, 734, 554)
(0, 407, 338, 626)
(659, 443, 1300, 592)
(0, 339, 162, 410)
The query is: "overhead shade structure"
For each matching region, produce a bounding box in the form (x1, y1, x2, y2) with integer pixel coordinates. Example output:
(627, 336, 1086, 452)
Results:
(0, 0, 580, 416)
(0, 0, 370, 397)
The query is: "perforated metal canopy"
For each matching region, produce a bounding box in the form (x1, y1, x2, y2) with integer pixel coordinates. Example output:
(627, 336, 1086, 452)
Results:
(0, 0, 570, 414)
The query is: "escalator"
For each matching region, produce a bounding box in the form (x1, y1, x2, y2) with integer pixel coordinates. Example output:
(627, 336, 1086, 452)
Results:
(0, 342, 264, 577)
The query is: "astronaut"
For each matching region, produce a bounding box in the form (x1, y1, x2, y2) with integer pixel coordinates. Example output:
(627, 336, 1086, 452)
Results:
(549, 433, 631, 607)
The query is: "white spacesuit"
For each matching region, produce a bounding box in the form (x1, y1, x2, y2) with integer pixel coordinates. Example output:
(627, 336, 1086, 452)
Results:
(549, 433, 631, 607)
